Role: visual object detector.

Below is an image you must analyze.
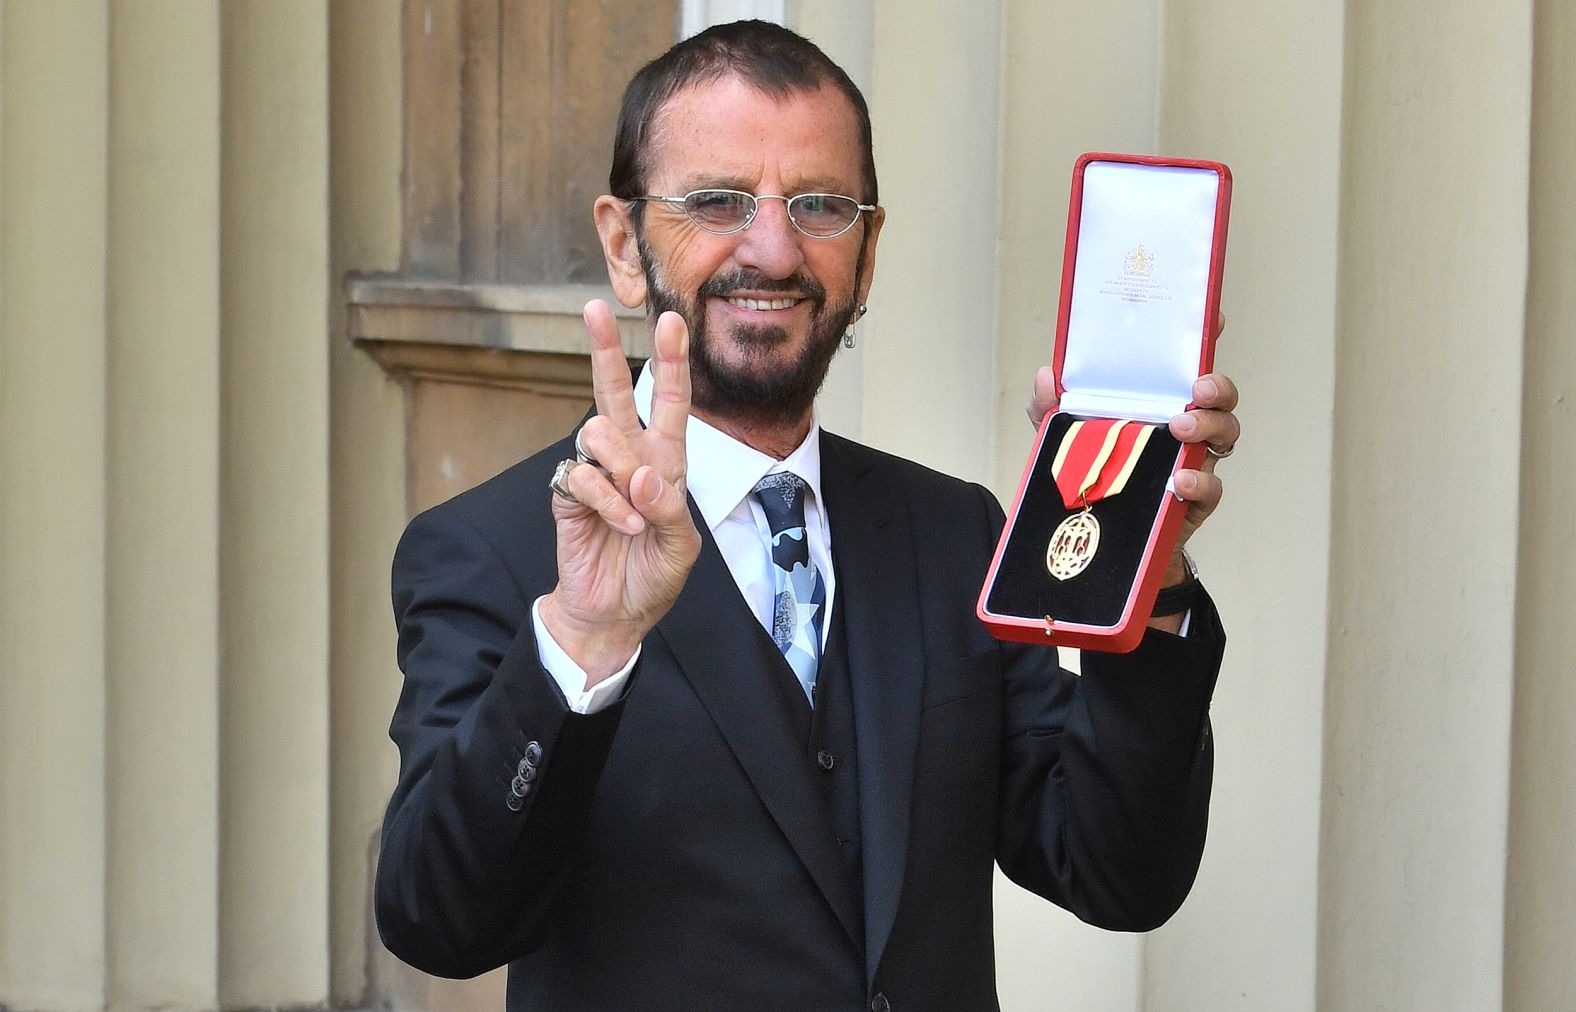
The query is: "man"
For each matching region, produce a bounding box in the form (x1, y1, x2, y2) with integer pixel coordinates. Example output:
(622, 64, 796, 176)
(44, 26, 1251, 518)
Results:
(377, 20, 1240, 1010)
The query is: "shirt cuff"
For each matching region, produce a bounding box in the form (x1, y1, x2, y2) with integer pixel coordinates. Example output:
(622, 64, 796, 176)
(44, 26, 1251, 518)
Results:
(531, 596, 638, 714)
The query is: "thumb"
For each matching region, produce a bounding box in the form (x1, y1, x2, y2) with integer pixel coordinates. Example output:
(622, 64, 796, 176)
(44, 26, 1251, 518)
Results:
(631, 465, 688, 527)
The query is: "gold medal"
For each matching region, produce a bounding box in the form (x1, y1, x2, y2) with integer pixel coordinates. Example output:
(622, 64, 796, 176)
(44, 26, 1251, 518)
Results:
(1046, 508, 1100, 580)
(1044, 418, 1155, 580)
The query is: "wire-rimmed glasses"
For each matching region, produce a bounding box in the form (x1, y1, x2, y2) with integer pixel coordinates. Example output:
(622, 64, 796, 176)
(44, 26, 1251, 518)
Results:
(633, 189, 876, 239)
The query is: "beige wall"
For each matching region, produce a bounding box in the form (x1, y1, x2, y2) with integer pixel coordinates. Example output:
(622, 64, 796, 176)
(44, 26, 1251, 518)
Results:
(1, 3, 109, 1008)
(2, 1, 343, 1007)
(2, 1, 1573, 1009)
(325, 4, 408, 1007)
(106, 4, 220, 1006)
(1320, 2, 1530, 1006)
(1506, 1, 1576, 1007)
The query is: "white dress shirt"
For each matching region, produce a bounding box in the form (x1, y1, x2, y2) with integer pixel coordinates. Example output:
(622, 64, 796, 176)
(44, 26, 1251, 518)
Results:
(533, 361, 834, 713)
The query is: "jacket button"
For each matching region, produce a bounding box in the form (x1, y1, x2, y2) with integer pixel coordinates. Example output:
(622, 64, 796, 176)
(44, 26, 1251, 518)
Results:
(524, 741, 543, 766)
(516, 761, 537, 782)
(505, 791, 524, 812)
(816, 749, 835, 770)
(510, 775, 531, 798)
(870, 993, 890, 1012)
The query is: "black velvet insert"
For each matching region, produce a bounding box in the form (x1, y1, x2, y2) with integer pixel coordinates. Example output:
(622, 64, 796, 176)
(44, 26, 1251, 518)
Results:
(985, 412, 1181, 629)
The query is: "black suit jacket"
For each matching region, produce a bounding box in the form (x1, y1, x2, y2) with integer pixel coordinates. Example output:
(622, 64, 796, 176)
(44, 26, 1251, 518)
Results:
(376, 428, 1223, 1009)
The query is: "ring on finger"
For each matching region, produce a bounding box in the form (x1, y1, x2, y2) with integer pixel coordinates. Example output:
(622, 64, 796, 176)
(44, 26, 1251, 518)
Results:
(1205, 442, 1235, 459)
(574, 430, 600, 468)
(549, 458, 580, 504)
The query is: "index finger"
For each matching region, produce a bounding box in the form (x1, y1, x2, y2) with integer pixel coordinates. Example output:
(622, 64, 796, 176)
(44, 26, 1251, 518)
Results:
(1026, 364, 1059, 429)
(646, 310, 692, 451)
(584, 299, 641, 434)
(1192, 372, 1239, 412)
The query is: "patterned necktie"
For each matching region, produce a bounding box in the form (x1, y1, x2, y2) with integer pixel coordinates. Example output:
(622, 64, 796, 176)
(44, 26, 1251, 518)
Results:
(752, 472, 826, 706)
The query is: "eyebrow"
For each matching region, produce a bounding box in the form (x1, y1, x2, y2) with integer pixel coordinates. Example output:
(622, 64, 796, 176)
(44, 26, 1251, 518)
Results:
(671, 174, 858, 196)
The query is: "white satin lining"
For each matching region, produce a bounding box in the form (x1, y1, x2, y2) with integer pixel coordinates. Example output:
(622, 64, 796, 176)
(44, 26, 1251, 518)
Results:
(1060, 161, 1220, 422)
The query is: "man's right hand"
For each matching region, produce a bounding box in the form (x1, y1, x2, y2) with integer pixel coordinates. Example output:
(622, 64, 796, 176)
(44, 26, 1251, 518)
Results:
(538, 301, 701, 685)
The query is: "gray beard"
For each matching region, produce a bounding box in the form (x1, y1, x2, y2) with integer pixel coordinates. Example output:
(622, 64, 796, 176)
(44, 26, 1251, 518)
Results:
(638, 232, 860, 432)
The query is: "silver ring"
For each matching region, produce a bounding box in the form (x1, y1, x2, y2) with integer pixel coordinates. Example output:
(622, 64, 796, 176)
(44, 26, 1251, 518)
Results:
(1205, 442, 1235, 459)
(549, 458, 580, 503)
(574, 430, 599, 468)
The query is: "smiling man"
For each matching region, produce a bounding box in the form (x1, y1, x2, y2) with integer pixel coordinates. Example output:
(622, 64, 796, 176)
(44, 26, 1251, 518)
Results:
(377, 20, 1240, 1010)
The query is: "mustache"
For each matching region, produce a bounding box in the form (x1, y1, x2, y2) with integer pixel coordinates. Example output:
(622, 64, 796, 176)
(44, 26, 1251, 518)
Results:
(698, 270, 825, 302)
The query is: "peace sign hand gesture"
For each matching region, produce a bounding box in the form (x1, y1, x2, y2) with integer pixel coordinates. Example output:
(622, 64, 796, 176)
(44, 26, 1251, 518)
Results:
(538, 302, 702, 685)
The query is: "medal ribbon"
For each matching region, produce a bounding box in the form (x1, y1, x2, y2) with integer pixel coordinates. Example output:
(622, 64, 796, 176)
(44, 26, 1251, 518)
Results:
(1049, 418, 1156, 510)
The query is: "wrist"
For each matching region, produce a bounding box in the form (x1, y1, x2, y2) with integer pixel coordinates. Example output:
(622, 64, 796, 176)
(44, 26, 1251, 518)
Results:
(539, 592, 645, 685)
(1152, 550, 1201, 617)
(1159, 547, 1196, 589)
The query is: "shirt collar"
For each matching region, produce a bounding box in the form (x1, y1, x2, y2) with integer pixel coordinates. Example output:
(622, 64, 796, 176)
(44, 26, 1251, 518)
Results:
(633, 360, 823, 534)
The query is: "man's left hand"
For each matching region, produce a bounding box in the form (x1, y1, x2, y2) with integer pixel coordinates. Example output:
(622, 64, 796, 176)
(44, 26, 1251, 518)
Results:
(1027, 364, 1240, 586)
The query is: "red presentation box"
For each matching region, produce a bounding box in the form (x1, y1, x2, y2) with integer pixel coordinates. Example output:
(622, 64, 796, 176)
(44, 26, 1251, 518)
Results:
(977, 152, 1231, 653)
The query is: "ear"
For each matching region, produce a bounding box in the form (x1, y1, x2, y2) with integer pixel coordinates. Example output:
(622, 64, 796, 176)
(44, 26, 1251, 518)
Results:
(853, 205, 884, 308)
(594, 195, 648, 309)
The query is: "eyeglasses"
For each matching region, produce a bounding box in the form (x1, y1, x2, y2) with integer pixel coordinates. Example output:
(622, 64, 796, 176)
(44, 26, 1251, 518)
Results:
(634, 189, 876, 239)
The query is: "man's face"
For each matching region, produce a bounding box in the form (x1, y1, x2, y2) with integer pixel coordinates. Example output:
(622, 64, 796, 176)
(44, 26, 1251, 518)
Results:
(631, 76, 881, 429)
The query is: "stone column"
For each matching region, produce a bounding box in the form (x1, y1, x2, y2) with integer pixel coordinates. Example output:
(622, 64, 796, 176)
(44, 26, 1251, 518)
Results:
(105, 1, 222, 1007)
(1318, 1, 1531, 1006)
(1506, 1, 1576, 1007)
(218, 1, 332, 1005)
(0, 3, 109, 1007)
(861, 0, 1001, 487)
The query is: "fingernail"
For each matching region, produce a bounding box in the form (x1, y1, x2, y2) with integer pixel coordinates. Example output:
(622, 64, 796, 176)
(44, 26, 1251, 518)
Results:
(1177, 471, 1196, 495)
(1172, 414, 1197, 436)
(1196, 377, 1219, 401)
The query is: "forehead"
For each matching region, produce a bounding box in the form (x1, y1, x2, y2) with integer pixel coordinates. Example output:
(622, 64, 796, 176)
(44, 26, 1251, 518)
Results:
(645, 75, 865, 194)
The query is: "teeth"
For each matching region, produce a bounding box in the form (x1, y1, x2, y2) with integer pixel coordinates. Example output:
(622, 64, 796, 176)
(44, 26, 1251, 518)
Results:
(726, 296, 799, 311)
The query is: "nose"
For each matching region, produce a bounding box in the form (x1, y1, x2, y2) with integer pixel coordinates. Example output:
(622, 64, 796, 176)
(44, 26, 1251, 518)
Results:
(733, 196, 805, 280)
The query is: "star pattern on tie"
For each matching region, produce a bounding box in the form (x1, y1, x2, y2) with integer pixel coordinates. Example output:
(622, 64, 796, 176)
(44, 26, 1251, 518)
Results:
(752, 473, 825, 706)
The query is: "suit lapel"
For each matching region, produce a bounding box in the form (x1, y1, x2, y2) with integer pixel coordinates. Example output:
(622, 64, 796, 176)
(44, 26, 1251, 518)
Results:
(652, 501, 863, 952)
(820, 434, 926, 983)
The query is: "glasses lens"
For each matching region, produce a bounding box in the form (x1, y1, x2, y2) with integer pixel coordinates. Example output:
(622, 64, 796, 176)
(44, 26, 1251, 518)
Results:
(682, 190, 754, 233)
(788, 194, 860, 236)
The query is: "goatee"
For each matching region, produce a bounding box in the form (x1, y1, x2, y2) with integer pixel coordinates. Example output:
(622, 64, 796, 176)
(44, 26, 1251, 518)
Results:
(638, 232, 860, 432)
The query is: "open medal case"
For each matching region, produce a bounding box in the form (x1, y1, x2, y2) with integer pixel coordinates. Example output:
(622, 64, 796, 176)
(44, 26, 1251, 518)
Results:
(977, 153, 1231, 652)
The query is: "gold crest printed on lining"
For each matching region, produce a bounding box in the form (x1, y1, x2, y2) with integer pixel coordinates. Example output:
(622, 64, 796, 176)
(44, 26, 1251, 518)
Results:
(1122, 243, 1155, 277)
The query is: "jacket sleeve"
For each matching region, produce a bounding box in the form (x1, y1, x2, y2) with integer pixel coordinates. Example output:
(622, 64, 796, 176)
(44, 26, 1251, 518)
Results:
(983, 485, 1225, 931)
(375, 508, 626, 978)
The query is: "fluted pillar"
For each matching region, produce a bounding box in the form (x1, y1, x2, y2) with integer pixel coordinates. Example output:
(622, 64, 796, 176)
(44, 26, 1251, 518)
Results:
(104, 3, 222, 1007)
(326, 0, 406, 1004)
(0, 4, 109, 1007)
(218, 1, 331, 1005)
(1506, 2, 1576, 1007)
(861, 0, 1000, 487)
(1319, 2, 1531, 1006)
